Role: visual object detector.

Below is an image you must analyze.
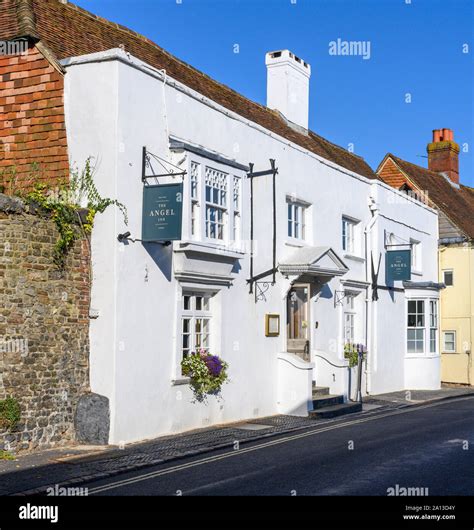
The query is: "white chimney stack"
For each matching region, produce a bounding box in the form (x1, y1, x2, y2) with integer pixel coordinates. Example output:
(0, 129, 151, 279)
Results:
(265, 50, 311, 131)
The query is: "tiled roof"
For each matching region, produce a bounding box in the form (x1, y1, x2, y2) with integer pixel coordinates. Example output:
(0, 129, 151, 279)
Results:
(0, 0, 378, 180)
(0, 0, 21, 41)
(379, 154, 474, 240)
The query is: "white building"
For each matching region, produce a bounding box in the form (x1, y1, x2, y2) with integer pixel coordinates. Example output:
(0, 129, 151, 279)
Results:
(61, 41, 442, 445)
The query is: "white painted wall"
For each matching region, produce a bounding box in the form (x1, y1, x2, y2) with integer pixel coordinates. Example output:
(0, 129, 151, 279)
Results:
(265, 50, 311, 130)
(63, 49, 440, 444)
(277, 353, 314, 416)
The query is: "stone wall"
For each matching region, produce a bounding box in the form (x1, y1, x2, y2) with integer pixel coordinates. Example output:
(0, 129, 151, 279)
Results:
(0, 193, 90, 453)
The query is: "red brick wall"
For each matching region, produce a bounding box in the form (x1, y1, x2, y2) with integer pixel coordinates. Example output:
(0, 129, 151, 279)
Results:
(0, 44, 68, 193)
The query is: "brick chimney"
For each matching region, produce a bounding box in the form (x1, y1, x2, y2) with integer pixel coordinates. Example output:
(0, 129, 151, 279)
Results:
(427, 128, 460, 184)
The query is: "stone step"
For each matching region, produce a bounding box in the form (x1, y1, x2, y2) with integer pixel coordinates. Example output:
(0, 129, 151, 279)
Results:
(312, 394, 344, 410)
(312, 384, 330, 396)
(309, 401, 363, 420)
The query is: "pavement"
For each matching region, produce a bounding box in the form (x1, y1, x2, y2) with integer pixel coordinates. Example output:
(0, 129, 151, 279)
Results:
(81, 394, 474, 496)
(1, 385, 473, 496)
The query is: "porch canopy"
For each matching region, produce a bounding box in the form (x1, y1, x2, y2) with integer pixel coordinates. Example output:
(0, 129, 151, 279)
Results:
(278, 246, 349, 281)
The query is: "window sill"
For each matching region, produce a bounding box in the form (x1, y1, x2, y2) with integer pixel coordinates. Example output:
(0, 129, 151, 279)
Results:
(285, 239, 308, 248)
(171, 377, 190, 386)
(175, 240, 245, 259)
(405, 353, 440, 359)
(344, 253, 365, 263)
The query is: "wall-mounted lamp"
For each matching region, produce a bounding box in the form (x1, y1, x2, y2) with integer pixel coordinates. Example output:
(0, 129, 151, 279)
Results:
(117, 231, 171, 246)
(117, 231, 131, 242)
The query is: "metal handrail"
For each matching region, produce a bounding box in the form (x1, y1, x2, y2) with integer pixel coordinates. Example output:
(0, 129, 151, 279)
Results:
(313, 354, 348, 369)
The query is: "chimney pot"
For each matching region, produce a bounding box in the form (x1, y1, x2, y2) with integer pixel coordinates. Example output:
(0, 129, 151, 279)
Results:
(427, 128, 460, 184)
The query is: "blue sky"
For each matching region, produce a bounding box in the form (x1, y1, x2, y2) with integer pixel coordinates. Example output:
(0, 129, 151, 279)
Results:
(75, 0, 473, 186)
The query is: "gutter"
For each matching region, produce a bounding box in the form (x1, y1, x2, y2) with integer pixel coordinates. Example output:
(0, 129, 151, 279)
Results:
(438, 237, 468, 245)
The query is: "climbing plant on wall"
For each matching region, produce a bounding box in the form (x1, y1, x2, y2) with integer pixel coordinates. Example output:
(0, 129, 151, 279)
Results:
(23, 158, 128, 268)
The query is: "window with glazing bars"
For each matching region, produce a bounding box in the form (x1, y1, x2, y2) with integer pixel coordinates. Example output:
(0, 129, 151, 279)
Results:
(205, 167, 228, 240)
(181, 292, 211, 362)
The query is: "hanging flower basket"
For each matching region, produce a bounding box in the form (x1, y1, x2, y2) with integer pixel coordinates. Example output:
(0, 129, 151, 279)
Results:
(181, 350, 229, 402)
(344, 343, 367, 368)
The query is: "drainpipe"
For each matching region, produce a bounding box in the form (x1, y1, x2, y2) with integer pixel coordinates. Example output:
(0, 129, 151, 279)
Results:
(364, 194, 379, 395)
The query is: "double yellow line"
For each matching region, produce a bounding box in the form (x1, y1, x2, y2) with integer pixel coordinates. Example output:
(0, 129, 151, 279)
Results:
(88, 396, 473, 495)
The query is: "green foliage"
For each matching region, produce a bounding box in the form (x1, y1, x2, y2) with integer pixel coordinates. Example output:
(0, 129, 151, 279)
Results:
(69, 158, 128, 226)
(181, 351, 229, 403)
(0, 450, 16, 461)
(344, 343, 367, 368)
(24, 158, 128, 268)
(0, 397, 21, 432)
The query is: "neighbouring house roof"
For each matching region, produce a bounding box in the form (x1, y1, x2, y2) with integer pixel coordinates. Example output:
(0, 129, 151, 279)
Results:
(0, 0, 378, 181)
(377, 154, 474, 240)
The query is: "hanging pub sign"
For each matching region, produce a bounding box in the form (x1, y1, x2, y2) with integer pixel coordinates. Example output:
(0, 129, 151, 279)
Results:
(385, 249, 411, 282)
(142, 183, 183, 242)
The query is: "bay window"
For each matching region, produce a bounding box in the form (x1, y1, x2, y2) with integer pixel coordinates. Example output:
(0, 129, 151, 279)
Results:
(187, 159, 242, 244)
(429, 300, 437, 353)
(407, 300, 425, 353)
(406, 298, 439, 355)
(190, 161, 200, 238)
(232, 176, 241, 242)
(205, 166, 227, 240)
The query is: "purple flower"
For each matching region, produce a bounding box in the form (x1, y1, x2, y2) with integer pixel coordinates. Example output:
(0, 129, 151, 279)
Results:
(204, 355, 223, 377)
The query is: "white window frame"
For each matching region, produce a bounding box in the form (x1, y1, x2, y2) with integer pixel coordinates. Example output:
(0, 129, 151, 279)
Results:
(190, 161, 201, 239)
(443, 269, 454, 287)
(287, 197, 307, 240)
(205, 166, 228, 241)
(180, 291, 213, 373)
(185, 157, 243, 245)
(429, 299, 438, 354)
(232, 176, 241, 243)
(343, 292, 356, 344)
(342, 216, 359, 255)
(406, 297, 439, 356)
(407, 299, 425, 354)
(443, 331, 456, 353)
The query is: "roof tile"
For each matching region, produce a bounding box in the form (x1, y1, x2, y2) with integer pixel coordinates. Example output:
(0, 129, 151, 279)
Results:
(1, 0, 378, 180)
(381, 154, 474, 240)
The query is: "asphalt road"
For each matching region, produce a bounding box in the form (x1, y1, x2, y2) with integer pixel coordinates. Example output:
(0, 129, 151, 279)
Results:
(80, 396, 474, 496)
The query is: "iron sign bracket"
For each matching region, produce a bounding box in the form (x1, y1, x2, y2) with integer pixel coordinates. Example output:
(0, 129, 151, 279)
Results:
(142, 146, 187, 183)
(247, 159, 278, 300)
(334, 290, 348, 307)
